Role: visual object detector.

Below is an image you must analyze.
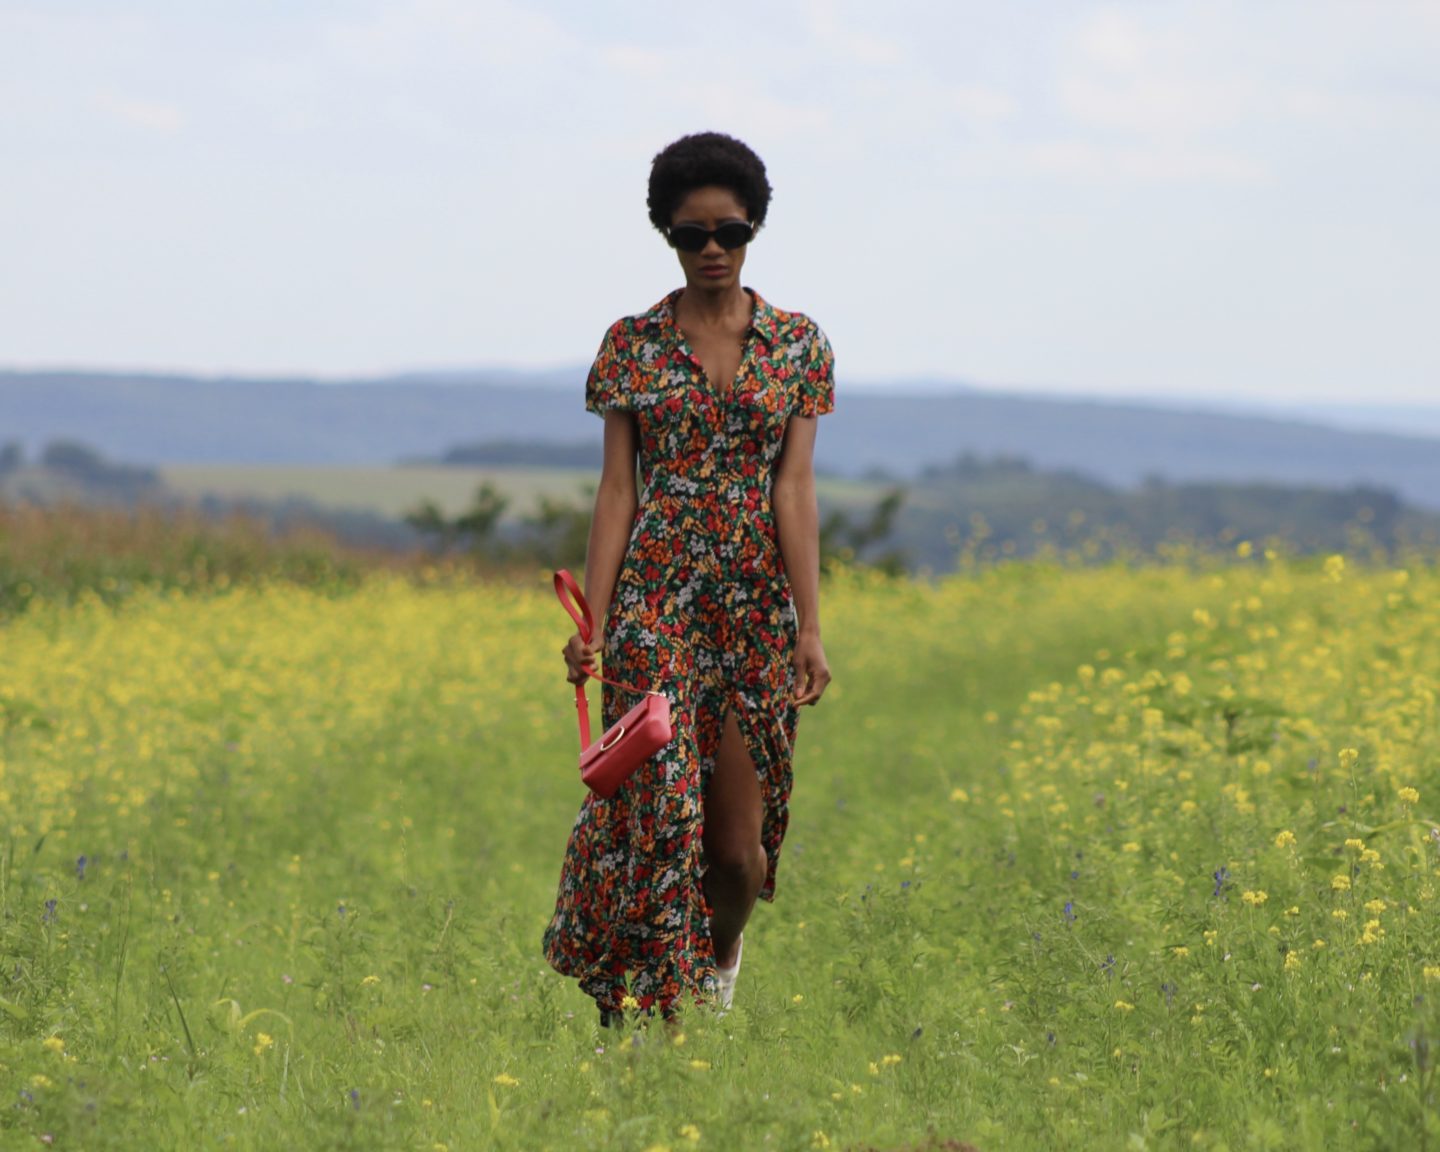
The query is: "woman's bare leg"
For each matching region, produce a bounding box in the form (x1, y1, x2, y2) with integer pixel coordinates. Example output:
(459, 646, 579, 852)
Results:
(702, 710, 767, 968)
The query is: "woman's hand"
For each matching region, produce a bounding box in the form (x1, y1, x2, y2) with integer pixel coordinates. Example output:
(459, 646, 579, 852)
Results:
(563, 632, 604, 685)
(791, 633, 831, 706)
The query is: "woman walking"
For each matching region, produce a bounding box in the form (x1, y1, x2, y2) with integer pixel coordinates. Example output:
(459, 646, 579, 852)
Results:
(543, 131, 834, 1022)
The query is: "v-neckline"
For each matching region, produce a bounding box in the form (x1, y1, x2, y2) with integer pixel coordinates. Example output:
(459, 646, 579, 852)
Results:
(671, 288, 755, 402)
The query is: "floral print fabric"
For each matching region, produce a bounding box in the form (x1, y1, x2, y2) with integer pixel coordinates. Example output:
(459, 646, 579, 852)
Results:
(543, 288, 834, 1015)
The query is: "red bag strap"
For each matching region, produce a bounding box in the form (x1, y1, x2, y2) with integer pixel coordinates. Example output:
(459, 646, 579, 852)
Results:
(554, 569, 656, 751)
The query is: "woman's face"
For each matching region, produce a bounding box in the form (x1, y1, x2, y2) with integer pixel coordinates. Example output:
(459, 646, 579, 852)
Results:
(668, 185, 750, 293)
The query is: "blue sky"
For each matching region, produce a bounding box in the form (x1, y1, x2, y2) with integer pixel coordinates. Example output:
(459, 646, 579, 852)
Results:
(2, 1, 1437, 403)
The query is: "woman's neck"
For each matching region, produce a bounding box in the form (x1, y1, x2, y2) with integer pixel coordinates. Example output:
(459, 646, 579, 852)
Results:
(677, 284, 751, 328)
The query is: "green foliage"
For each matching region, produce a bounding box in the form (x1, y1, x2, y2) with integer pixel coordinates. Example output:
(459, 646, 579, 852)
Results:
(890, 454, 1440, 570)
(0, 440, 162, 505)
(404, 481, 592, 570)
(428, 439, 602, 470)
(820, 486, 908, 575)
(514, 491, 593, 570)
(0, 504, 366, 622)
(2, 562, 1437, 1147)
(404, 481, 511, 558)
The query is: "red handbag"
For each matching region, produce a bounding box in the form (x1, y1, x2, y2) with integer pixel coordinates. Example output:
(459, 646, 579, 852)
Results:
(555, 570, 674, 799)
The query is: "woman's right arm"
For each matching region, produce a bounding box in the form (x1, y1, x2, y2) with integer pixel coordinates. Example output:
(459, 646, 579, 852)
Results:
(564, 411, 639, 683)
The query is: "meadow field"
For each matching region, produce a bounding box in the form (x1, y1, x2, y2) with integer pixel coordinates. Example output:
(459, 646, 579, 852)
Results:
(2, 554, 1438, 1149)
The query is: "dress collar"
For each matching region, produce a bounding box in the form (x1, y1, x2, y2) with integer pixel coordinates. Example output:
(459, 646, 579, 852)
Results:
(646, 288, 778, 345)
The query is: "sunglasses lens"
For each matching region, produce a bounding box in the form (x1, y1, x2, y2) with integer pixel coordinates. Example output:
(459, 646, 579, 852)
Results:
(667, 223, 755, 252)
(714, 223, 754, 250)
(668, 226, 710, 253)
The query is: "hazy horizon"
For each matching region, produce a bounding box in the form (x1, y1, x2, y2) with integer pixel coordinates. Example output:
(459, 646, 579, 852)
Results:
(6, 360, 1440, 443)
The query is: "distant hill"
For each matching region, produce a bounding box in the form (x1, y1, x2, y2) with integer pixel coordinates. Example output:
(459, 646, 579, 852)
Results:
(4, 369, 1440, 509)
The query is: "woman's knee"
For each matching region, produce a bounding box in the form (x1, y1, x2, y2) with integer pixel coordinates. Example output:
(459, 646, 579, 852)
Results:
(705, 833, 766, 881)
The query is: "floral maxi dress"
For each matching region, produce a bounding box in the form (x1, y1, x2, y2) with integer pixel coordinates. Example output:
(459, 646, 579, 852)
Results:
(542, 288, 835, 1015)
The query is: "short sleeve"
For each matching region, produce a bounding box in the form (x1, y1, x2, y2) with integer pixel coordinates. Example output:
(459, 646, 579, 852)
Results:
(794, 322, 835, 418)
(584, 325, 632, 416)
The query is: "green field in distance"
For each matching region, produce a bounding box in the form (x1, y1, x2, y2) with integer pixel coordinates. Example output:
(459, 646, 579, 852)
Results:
(160, 464, 882, 521)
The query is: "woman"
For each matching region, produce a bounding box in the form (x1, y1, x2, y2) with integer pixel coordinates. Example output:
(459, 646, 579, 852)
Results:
(543, 131, 833, 1022)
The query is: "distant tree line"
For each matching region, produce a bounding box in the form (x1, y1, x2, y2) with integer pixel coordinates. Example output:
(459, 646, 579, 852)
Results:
(6, 439, 1437, 575)
(890, 453, 1434, 567)
(404, 482, 593, 569)
(0, 439, 162, 503)
(409, 439, 603, 469)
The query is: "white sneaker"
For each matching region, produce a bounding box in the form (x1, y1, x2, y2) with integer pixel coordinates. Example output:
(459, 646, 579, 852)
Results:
(715, 935, 743, 1011)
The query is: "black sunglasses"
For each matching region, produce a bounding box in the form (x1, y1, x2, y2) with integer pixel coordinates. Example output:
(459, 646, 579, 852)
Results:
(666, 221, 755, 253)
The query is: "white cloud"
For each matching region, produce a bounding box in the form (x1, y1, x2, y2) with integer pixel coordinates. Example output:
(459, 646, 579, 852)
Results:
(600, 44, 670, 80)
(945, 84, 1017, 127)
(96, 92, 186, 134)
(1026, 139, 1268, 186)
(1057, 7, 1255, 138)
(802, 0, 906, 68)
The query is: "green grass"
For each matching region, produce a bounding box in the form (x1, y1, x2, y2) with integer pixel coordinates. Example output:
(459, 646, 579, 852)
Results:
(1, 561, 1437, 1149)
(158, 464, 598, 520)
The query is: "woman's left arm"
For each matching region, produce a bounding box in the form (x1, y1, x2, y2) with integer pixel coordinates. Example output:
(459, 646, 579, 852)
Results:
(773, 415, 831, 706)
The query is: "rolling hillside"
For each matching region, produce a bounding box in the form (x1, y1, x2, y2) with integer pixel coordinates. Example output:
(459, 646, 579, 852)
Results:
(4, 369, 1440, 508)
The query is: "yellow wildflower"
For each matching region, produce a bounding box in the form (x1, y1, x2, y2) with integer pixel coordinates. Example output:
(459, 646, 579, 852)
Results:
(1274, 830, 1296, 848)
(1284, 952, 1301, 972)
(360, 974, 380, 987)
(42, 1037, 65, 1054)
(689, 1060, 710, 1070)
(881, 1053, 902, 1066)
(492, 1073, 519, 1087)
(678, 1124, 701, 1143)
(1114, 1000, 1135, 1013)
(1331, 875, 1351, 892)
(1400, 787, 1420, 805)
(620, 994, 640, 1011)
(30, 1074, 53, 1090)
(253, 1032, 274, 1056)
(1333, 909, 1348, 921)
(1364, 899, 1387, 915)
(812, 1133, 832, 1150)
(1344, 838, 1365, 852)
(1172, 946, 1190, 958)
(1241, 890, 1268, 907)
(1423, 967, 1440, 983)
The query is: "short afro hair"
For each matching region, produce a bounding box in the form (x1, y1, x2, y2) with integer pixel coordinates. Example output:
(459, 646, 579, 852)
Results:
(647, 132, 772, 234)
